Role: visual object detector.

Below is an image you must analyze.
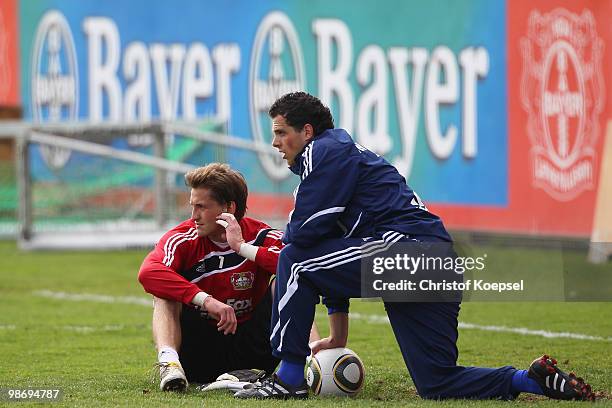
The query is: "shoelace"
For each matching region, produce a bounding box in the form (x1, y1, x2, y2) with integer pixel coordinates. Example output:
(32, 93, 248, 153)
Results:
(260, 376, 276, 388)
(257, 375, 283, 393)
(150, 362, 181, 383)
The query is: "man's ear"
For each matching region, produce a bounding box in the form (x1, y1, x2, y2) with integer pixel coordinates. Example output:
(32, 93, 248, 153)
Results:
(303, 123, 315, 142)
(227, 201, 237, 215)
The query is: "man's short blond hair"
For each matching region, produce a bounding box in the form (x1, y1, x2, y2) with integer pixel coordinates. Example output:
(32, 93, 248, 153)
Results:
(184, 163, 248, 220)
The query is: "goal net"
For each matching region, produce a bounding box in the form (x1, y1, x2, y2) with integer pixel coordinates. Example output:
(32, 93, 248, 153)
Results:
(10, 120, 289, 250)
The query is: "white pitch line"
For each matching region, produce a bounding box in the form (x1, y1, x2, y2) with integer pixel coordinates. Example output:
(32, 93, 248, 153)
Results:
(349, 312, 612, 342)
(33, 290, 152, 307)
(32, 290, 612, 342)
(0, 324, 134, 333)
(63, 325, 126, 333)
(456, 322, 612, 342)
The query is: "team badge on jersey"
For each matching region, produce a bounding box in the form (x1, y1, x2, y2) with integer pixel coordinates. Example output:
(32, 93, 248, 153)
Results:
(231, 271, 255, 290)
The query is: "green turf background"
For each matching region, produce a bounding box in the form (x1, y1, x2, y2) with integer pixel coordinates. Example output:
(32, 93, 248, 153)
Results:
(0, 241, 610, 406)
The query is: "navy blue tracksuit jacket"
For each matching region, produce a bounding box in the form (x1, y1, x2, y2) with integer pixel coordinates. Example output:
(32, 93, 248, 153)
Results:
(270, 128, 517, 400)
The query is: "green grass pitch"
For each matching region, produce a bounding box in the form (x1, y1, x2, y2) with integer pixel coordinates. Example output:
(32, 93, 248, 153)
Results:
(0, 240, 610, 407)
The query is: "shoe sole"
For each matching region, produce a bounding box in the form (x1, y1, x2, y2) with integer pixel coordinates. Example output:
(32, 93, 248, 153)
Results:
(529, 355, 595, 401)
(161, 377, 188, 392)
(234, 388, 309, 399)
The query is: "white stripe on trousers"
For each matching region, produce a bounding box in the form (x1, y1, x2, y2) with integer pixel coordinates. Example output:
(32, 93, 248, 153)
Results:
(277, 232, 402, 316)
(271, 231, 405, 346)
(283, 232, 405, 313)
(277, 318, 292, 353)
(288, 231, 399, 270)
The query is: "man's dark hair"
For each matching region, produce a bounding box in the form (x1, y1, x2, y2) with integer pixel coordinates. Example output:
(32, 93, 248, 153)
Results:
(268, 91, 334, 136)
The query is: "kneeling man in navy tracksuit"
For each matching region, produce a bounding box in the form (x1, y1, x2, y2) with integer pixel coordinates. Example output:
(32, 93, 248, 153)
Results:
(235, 92, 594, 401)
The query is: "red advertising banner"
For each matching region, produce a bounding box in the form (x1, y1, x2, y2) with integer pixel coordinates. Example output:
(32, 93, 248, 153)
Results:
(0, 0, 19, 107)
(433, 0, 611, 238)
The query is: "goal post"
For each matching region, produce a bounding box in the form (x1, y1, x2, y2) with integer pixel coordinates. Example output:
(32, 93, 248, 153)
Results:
(588, 119, 612, 263)
(7, 119, 284, 250)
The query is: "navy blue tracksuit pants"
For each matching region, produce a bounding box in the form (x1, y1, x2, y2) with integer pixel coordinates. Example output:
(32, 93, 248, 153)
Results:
(270, 232, 518, 399)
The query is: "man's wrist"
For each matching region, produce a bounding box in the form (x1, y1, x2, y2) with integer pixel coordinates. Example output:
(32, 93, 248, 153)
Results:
(238, 242, 258, 261)
(231, 239, 246, 253)
(192, 291, 211, 308)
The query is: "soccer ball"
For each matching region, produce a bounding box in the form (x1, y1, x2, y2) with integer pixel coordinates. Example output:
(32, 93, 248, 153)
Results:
(305, 347, 365, 396)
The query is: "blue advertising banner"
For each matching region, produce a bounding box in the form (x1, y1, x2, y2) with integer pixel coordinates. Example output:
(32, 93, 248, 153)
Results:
(20, 0, 507, 205)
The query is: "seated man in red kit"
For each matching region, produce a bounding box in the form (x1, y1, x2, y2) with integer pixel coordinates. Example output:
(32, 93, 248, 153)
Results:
(138, 163, 287, 391)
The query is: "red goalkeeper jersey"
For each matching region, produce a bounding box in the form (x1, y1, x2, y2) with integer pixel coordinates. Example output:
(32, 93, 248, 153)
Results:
(138, 217, 283, 323)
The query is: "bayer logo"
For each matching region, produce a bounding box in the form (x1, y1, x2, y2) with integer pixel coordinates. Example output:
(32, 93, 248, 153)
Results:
(249, 11, 306, 180)
(31, 10, 79, 169)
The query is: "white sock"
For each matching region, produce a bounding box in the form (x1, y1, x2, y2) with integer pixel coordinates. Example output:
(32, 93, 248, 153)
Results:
(158, 346, 180, 364)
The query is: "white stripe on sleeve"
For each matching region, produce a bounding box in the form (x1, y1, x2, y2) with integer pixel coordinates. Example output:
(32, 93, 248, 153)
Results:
(299, 206, 345, 229)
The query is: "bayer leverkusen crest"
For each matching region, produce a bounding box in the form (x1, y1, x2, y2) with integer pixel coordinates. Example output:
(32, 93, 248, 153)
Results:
(520, 9, 605, 201)
(231, 271, 255, 291)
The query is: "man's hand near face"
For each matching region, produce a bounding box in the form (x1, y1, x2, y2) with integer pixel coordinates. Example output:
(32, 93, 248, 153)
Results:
(216, 212, 245, 253)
